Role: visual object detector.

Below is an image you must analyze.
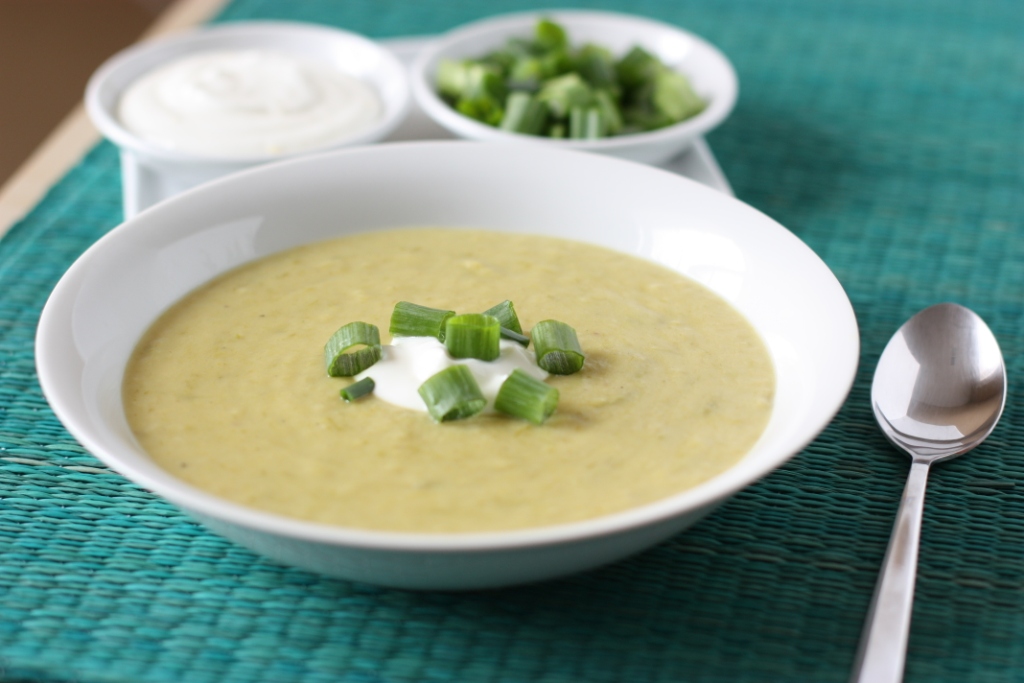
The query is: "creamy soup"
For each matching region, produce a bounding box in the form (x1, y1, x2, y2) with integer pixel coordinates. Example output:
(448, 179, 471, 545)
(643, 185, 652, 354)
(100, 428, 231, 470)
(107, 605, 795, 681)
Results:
(124, 229, 774, 532)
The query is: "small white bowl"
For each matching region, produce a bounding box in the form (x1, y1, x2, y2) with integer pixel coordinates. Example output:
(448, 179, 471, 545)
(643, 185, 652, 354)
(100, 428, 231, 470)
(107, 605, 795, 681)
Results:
(36, 142, 858, 591)
(410, 10, 738, 165)
(86, 20, 410, 218)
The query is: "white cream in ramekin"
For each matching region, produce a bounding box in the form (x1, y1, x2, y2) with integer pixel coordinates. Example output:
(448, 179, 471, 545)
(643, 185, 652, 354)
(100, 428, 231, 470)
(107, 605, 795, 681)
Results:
(86, 21, 410, 217)
(118, 49, 383, 157)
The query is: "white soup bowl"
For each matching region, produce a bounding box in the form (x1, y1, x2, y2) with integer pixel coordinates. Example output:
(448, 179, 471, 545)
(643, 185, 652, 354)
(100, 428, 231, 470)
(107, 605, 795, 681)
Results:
(36, 142, 858, 590)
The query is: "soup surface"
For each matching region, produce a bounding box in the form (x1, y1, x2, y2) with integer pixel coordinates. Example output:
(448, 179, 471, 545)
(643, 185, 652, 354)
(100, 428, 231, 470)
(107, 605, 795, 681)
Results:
(124, 228, 774, 532)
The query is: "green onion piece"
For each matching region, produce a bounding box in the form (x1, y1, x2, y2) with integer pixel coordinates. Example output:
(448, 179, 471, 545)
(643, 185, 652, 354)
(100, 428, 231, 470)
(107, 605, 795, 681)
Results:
(593, 89, 623, 135)
(615, 45, 659, 88)
(340, 377, 375, 402)
(479, 48, 516, 74)
(495, 369, 559, 425)
(324, 322, 382, 377)
(532, 319, 585, 374)
(456, 95, 504, 126)
(540, 48, 571, 79)
(464, 63, 506, 101)
(444, 313, 500, 361)
(653, 68, 705, 123)
(436, 59, 472, 99)
(389, 301, 455, 341)
(481, 300, 523, 334)
(573, 44, 616, 88)
(508, 56, 544, 90)
(621, 100, 673, 133)
(505, 37, 536, 58)
(569, 106, 606, 139)
(537, 73, 593, 119)
(418, 365, 487, 422)
(501, 91, 549, 135)
(500, 326, 530, 347)
(535, 17, 568, 51)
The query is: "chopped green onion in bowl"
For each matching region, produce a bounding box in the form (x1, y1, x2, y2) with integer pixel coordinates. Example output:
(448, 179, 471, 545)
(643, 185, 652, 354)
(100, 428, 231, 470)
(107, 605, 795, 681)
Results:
(340, 377, 375, 402)
(445, 313, 502, 361)
(482, 299, 524, 334)
(389, 301, 455, 341)
(494, 369, 559, 425)
(532, 320, 585, 375)
(324, 321, 382, 377)
(326, 301, 584, 424)
(435, 17, 705, 140)
(418, 364, 487, 422)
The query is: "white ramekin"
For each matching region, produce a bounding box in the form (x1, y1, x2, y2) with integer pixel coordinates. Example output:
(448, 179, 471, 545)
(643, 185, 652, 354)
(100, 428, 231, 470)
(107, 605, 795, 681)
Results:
(86, 20, 410, 218)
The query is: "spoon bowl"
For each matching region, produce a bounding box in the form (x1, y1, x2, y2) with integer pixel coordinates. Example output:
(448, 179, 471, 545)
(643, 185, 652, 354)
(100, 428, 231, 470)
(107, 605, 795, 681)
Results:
(851, 302, 1006, 683)
(872, 302, 1006, 462)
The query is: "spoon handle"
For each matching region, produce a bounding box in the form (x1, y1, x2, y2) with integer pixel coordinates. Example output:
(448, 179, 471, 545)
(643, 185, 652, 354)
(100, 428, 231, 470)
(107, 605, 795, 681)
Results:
(850, 459, 931, 683)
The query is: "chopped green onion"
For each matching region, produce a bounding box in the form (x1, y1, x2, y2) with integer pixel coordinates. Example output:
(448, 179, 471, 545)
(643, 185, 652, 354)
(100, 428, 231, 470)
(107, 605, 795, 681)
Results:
(500, 91, 549, 135)
(445, 313, 501, 361)
(537, 73, 593, 119)
(481, 300, 523, 334)
(508, 56, 544, 90)
(532, 320, 585, 374)
(569, 106, 606, 139)
(456, 95, 504, 127)
(653, 68, 705, 122)
(324, 322, 382, 377)
(495, 369, 559, 424)
(436, 59, 472, 99)
(434, 19, 705, 139)
(340, 377, 375, 402)
(572, 44, 616, 88)
(500, 326, 530, 347)
(447, 62, 507, 126)
(593, 89, 623, 135)
(535, 17, 568, 51)
(389, 301, 455, 341)
(418, 365, 487, 422)
(464, 63, 506, 101)
(615, 46, 659, 88)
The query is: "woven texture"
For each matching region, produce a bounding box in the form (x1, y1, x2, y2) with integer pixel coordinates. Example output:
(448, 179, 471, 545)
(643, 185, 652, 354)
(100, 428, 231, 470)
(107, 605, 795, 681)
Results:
(2, 0, 1023, 681)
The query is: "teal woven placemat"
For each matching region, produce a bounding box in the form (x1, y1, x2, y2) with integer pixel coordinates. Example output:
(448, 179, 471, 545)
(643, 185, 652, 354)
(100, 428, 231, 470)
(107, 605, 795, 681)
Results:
(2, 0, 1023, 681)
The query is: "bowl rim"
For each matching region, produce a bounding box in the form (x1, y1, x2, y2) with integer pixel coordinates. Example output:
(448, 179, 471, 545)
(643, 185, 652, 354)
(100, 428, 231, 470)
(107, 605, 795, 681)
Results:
(36, 140, 858, 553)
(409, 9, 739, 151)
(85, 19, 411, 164)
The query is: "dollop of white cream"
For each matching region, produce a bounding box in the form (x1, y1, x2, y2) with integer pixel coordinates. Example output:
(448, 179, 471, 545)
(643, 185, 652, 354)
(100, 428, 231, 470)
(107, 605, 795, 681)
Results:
(118, 49, 382, 157)
(357, 337, 548, 413)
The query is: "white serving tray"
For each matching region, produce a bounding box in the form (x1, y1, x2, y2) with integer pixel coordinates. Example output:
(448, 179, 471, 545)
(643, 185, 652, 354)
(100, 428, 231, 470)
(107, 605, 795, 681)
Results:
(381, 36, 734, 196)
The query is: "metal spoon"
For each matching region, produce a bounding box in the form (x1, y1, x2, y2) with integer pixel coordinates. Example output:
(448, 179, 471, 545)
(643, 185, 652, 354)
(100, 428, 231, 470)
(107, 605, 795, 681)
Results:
(850, 303, 1006, 683)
